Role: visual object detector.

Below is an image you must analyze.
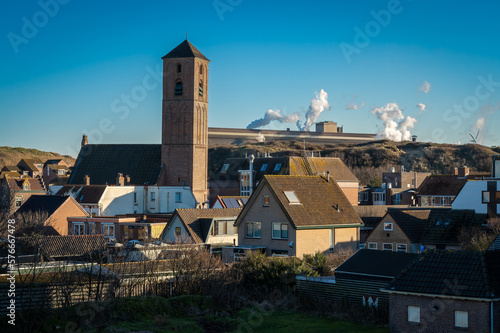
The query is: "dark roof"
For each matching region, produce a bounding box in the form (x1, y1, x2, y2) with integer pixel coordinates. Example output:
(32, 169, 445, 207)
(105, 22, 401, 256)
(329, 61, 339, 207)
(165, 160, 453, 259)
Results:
(162, 40, 209, 60)
(387, 250, 500, 299)
(420, 209, 485, 245)
(55, 185, 107, 204)
(336, 249, 419, 278)
(251, 175, 362, 227)
(22, 235, 107, 258)
(16, 195, 71, 216)
(69, 144, 161, 185)
(6, 178, 45, 191)
(354, 205, 408, 228)
(174, 208, 242, 243)
(387, 209, 431, 242)
(211, 156, 357, 183)
(44, 159, 64, 165)
(2, 166, 20, 172)
(218, 196, 249, 208)
(417, 175, 468, 196)
(18, 158, 43, 171)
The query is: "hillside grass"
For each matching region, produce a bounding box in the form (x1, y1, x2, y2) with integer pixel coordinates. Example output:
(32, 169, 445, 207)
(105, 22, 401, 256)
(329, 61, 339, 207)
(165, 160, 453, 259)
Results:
(0, 146, 75, 168)
(8, 295, 388, 333)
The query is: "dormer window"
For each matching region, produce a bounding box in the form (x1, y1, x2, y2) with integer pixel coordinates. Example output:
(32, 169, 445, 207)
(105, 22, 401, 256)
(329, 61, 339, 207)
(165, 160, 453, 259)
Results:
(175, 81, 183, 95)
(177, 64, 182, 73)
(383, 223, 393, 231)
(284, 191, 300, 204)
(23, 182, 29, 191)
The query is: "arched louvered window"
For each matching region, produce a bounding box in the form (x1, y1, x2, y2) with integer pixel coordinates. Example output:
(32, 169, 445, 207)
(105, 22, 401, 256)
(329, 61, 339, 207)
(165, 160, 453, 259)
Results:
(175, 81, 183, 96)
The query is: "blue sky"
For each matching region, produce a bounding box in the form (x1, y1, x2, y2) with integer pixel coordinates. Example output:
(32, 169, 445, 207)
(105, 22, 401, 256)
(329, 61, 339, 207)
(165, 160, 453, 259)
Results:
(1, 0, 499, 156)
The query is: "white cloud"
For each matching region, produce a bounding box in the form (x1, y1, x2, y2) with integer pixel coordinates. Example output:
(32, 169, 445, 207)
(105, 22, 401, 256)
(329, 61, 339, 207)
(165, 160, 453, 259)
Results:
(417, 103, 426, 112)
(346, 102, 365, 110)
(418, 81, 431, 93)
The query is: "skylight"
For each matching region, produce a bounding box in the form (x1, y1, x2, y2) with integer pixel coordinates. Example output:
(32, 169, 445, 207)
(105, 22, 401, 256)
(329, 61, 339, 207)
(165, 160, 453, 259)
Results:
(284, 191, 300, 204)
(274, 163, 282, 172)
(221, 164, 230, 173)
(260, 164, 268, 172)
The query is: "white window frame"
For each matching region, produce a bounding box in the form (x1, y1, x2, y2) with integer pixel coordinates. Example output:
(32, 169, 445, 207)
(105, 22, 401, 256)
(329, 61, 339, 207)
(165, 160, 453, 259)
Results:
(151, 191, 156, 202)
(383, 243, 393, 251)
(396, 243, 407, 253)
(102, 223, 115, 238)
(284, 191, 300, 204)
(455, 310, 468, 328)
(272, 222, 288, 239)
(15, 196, 22, 208)
(384, 222, 393, 231)
(408, 306, 420, 323)
(368, 242, 377, 250)
(73, 223, 85, 236)
(246, 222, 261, 238)
(263, 195, 270, 207)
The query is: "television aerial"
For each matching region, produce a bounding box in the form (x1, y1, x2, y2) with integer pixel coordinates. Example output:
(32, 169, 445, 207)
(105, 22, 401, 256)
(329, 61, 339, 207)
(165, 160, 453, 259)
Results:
(469, 130, 480, 144)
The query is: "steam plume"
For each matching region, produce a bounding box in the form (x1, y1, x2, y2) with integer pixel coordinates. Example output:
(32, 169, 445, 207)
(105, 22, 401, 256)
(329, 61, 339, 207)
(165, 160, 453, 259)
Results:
(247, 89, 330, 132)
(346, 102, 365, 110)
(371, 103, 417, 141)
(256, 132, 266, 142)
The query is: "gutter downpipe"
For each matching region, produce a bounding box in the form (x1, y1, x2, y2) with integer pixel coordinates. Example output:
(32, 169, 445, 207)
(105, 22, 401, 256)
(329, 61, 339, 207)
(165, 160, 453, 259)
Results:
(491, 301, 494, 333)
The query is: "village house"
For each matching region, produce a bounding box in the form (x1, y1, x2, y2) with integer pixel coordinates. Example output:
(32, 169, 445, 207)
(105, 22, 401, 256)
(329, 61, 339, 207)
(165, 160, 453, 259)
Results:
(17, 158, 44, 178)
(234, 175, 363, 258)
(210, 156, 360, 207)
(383, 250, 500, 333)
(161, 208, 241, 252)
(1, 176, 46, 213)
(67, 215, 169, 243)
(15, 195, 88, 235)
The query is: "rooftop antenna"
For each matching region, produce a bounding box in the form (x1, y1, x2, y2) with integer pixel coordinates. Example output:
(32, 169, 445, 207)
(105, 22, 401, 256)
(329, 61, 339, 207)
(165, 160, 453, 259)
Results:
(185, 30, 188, 40)
(469, 130, 480, 144)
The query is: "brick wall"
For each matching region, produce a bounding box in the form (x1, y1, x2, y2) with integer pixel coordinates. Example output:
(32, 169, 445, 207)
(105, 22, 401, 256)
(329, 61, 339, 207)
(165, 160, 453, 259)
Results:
(388, 293, 495, 333)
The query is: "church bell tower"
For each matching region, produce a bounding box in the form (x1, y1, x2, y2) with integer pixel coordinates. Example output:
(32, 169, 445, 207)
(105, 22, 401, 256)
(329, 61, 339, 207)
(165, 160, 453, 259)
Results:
(159, 40, 209, 206)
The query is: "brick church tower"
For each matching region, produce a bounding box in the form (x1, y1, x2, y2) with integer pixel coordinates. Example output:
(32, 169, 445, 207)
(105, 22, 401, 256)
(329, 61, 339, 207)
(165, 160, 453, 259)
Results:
(159, 40, 209, 206)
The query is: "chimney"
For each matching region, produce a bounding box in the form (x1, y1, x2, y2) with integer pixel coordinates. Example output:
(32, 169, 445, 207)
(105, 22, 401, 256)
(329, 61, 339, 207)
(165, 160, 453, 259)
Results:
(84, 175, 90, 185)
(116, 173, 125, 186)
(458, 166, 469, 177)
(81, 134, 88, 148)
(125, 175, 131, 186)
(453, 167, 459, 175)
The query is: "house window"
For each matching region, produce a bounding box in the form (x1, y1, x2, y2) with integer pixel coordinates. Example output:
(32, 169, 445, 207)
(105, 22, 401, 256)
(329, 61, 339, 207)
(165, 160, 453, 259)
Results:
(175, 192, 182, 203)
(384, 223, 393, 231)
(15, 197, 22, 208)
(23, 183, 29, 191)
(212, 220, 235, 236)
(482, 191, 491, 203)
(393, 193, 401, 205)
(175, 227, 181, 236)
(88, 222, 96, 235)
(273, 163, 282, 172)
(240, 171, 251, 196)
(175, 81, 183, 95)
(246, 222, 261, 238)
(383, 243, 393, 251)
(408, 306, 420, 323)
(455, 310, 468, 328)
(151, 192, 156, 202)
(373, 192, 385, 202)
(102, 224, 115, 238)
(397, 244, 407, 253)
(284, 191, 300, 204)
(221, 164, 230, 173)
(177, 64, 182, 73)
(272, 222, 288, 239)
(368, 242, 377, 250)
(73, 223, 85, 235)
(133, 192, 137, 204)
(263, 195, 270, 207)
(260, 164, 268, 172)
(271, 249, 288, 257)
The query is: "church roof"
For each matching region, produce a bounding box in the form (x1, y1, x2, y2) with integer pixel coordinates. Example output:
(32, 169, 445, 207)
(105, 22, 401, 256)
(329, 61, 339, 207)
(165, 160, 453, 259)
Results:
(162, 40, 209, 61)
(69, 144, 161, 186)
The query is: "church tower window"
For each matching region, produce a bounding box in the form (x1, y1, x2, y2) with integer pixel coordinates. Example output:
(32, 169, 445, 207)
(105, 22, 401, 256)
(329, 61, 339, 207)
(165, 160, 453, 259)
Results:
(175, 81, 183, 95)
(199, 80, 203, 96)
(177, 64, 182, 73)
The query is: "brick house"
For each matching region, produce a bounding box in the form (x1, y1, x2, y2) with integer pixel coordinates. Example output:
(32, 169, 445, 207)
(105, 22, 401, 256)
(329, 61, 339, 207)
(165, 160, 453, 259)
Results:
(383, 250, 500, 333)
(417, 175, 468, 207)
(235, 175, 363, 258)
(15, 195, 88, 235)
(161, 208, 241, 251)
(17, 158, 43, 178)
(67, 215, 169, 243)
(1, 177, 46, 213)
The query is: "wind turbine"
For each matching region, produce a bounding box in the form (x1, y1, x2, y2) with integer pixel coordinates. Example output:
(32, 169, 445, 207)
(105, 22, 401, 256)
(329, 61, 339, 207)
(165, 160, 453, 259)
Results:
(469, 130, 480, 144)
